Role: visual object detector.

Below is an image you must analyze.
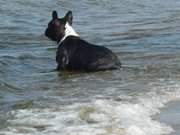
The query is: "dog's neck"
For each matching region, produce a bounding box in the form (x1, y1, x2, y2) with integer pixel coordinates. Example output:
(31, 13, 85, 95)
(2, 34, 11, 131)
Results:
(58, 22, 79, 45)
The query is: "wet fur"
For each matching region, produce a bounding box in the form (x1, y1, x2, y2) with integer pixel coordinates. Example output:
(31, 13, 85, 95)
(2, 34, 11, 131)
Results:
(45, 10, 121, 72)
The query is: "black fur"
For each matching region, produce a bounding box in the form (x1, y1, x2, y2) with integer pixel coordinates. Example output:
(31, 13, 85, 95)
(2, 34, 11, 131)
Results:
(45, 11, 121, 72)
(56, 36, 121, 71)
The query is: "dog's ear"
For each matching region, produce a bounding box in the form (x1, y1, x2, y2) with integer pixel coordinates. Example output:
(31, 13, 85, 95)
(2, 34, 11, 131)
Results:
(52, 10, 58, 20)
(64, 11, 73, 25)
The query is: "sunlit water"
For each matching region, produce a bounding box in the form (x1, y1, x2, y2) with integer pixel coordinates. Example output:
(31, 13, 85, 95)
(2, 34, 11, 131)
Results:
(0, 0, 180, 135)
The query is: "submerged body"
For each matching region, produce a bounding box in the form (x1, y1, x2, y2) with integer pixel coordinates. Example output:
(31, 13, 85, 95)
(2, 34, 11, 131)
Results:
(45, 11, 121, 72)
(56, 36, 120, 72)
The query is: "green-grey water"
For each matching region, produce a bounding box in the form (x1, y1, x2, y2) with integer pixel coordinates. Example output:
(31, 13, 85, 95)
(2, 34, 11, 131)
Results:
(0, 0, 180, 135)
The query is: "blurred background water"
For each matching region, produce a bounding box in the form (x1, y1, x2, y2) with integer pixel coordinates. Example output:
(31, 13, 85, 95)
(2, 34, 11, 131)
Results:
(0, 0, 180, 135)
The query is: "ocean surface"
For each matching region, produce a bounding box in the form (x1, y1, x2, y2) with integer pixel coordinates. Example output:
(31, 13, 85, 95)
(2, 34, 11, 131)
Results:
(0, 0, 180, 135)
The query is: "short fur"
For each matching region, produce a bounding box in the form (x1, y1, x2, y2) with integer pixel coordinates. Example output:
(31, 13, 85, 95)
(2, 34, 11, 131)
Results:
(45, 10, 121, 72)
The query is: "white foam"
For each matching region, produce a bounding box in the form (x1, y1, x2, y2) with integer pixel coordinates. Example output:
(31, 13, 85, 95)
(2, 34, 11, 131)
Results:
(1, 82, 180, 135)
(58, 22, 79, 45)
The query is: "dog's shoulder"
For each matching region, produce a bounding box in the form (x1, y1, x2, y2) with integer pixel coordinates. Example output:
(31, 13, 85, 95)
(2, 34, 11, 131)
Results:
(60, 36, 80, 45)
(60, 36, 92, 48)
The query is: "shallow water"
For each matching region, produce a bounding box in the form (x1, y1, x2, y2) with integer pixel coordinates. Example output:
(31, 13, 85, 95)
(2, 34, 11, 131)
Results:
(158, 100, 180, 135)
(0, 0, 180, 135)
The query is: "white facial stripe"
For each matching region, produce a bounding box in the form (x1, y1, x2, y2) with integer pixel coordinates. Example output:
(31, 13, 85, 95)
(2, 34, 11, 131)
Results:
(59, 22, 79, 45)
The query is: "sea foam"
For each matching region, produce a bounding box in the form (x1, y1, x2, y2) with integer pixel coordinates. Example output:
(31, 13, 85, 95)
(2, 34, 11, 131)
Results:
(1, 81, 180, 135)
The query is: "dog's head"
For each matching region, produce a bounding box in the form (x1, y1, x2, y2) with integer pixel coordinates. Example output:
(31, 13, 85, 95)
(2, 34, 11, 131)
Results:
(45, 11, 73, 42)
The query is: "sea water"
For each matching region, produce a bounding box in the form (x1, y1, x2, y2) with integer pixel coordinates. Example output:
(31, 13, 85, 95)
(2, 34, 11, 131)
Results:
(0, 0, 180, 135)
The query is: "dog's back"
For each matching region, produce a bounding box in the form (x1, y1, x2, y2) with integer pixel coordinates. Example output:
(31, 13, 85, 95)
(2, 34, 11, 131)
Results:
(45, 10, 121, 72)
(56, 36, 121, 71)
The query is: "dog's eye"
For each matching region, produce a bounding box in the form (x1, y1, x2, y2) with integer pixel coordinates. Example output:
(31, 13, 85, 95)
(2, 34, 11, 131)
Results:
(51, 21, 55, 25)
(48, 20, 55, 26)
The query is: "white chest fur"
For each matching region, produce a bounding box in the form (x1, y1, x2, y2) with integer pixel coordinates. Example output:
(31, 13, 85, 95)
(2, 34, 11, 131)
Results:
(59, 23, 79, 45)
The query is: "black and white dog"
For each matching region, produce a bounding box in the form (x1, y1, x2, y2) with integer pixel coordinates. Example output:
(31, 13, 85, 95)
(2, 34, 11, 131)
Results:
(45, 10, 121, 72)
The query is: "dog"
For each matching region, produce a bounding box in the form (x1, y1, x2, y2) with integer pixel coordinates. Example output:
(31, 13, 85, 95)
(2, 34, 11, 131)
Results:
(45, 10, 121, 72)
